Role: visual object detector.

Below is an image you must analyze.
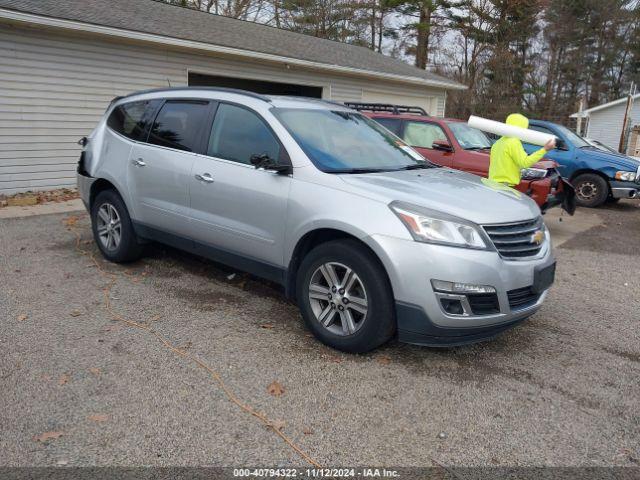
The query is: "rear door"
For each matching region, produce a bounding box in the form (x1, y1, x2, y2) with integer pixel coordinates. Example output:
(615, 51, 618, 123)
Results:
(401, 120, 455, 167)
(128, 99, 211, 235)
(188, 102, 291, 276)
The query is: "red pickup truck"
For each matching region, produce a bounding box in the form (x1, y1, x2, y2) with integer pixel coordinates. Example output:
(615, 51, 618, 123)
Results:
(346, 103, 575, 214)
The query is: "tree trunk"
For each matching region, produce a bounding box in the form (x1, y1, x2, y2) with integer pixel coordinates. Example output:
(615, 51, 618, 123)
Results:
(414, 4, 431, 69)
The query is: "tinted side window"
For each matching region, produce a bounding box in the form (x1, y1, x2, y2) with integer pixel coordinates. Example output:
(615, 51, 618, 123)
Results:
(373, 117, 402, 136)
(208, 104, 280, 165)
(529, 125, 555, 136)
(525, 125, 555, 148)
(107, 100, 159, 141)
(148, 101, 210, 152)
(403, 121, 447, 149)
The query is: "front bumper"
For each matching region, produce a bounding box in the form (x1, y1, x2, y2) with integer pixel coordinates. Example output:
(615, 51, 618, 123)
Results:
(517, 170, 576, 215)
(610, 180, 639, 199)
(371, 234, 554, 346)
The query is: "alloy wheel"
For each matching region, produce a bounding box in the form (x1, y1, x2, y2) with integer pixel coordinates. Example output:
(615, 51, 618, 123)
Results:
(308, 262, 368, 336)
(96, 203, 122, 251)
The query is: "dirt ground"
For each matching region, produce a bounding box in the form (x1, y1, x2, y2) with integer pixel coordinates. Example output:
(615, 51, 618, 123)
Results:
(0, 199, 639, 469)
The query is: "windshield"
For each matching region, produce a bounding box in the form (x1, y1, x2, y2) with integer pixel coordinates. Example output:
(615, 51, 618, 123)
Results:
(555, 124, 590, 148)
(447, 122, 493, 149)
(272, 108, 431, 172)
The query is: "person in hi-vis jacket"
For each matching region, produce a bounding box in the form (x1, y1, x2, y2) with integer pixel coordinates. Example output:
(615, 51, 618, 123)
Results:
(489, 113, 556, 186)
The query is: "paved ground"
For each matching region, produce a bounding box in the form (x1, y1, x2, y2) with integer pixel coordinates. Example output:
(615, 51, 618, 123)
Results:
(1, 200, 639, 468)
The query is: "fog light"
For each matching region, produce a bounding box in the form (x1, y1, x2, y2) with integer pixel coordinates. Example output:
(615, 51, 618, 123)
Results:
(431, 279, 496, 294)
(440, 298, 464, 315)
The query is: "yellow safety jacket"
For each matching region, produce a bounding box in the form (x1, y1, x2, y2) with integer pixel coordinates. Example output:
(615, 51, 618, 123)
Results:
(488, 113, 547, 186)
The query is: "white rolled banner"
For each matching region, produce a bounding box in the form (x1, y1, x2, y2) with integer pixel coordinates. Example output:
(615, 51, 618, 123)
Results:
(468, 115, 556, 147)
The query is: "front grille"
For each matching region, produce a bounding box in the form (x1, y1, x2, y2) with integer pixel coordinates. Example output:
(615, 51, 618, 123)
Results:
(507, 286, 540, 310)
(483, 218, 544, 259)
(467, 293, 500, 315)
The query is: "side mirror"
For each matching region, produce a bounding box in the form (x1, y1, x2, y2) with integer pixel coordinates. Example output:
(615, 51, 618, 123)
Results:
(556, 138, 568, 151)
(250, 153, 292, 174)
(432, 139, 453, 152)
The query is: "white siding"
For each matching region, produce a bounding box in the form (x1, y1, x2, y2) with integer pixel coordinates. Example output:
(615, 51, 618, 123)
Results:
(361, 89, 443, 116)
(0, 23, 448, 194)
(586, 100, 640, 151)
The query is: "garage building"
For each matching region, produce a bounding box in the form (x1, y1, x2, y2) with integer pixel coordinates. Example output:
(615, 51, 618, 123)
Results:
(571, 93, 639, 155)
(0, 0, 464, 194)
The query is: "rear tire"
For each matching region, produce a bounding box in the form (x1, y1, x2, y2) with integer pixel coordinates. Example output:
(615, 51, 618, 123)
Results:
(296, 239, 396, 353)
(91, 189, 143, 263)
(572, 173, 609, 208)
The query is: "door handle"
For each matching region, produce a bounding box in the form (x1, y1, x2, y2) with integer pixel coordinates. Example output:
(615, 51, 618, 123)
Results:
(195, 173, 214, 183)
(132, 158, 146, 167)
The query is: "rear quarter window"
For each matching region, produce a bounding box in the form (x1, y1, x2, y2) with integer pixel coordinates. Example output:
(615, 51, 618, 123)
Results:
(148, 100, 210, 153)
(106, 100, 159, 141)
(373, 117, 403, 136)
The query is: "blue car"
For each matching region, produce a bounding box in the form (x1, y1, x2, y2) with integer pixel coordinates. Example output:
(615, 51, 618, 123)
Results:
(523, 120, 640, 207)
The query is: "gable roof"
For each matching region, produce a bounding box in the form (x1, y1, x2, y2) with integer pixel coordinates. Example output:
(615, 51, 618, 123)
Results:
(0, 0, 465, 90)
(570, 93, 639, 118)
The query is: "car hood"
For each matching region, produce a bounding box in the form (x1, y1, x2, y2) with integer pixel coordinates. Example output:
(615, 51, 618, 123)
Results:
(339, 168, 541, 225)
(581, 148, 640, 170)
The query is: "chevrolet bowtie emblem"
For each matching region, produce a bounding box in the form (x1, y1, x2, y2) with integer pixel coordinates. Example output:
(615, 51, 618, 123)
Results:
(531, 230, 545, 245)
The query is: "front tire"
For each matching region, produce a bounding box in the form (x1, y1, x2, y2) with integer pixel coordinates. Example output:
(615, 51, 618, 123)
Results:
(296, 239, 396, 353)
(91, 189, 143, 263)
(572, 173, 609, 208)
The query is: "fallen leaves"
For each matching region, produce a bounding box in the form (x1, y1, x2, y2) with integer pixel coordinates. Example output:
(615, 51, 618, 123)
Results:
(376, 355, 391, 365)
(303, 428, 314, 435)
(88, 368, 101, 376)
(260, 323, 275, 329)
(87, 414, 108, 423)
(63, 215, 80, 227)
(69, 310, 82, 317)
(37, 188, 80, 205)
(7, 195, 38, 207)
(17, 314, 28, 322)
(267, 381, 285, 397)
(33, 431, 63, 442)
(58, 374, 70, 386)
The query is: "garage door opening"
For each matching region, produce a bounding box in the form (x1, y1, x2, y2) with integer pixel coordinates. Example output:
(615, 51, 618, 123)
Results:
(188, 72, 323, 98)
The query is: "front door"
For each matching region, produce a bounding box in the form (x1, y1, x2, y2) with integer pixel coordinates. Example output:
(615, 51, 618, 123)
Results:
(188, 102, 291, 273)
(401, 120, 455, 167)
(524, 125, 576, 176)
(128, 99, 211, 235)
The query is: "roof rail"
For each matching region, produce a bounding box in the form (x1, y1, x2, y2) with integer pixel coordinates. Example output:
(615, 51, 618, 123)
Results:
(117, 86, 272, 103)
(344, 102, 429, 116)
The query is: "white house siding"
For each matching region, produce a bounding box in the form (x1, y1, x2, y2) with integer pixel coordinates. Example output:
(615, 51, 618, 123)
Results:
(0, 22, 448, 194)
(586, 101, 640, 151)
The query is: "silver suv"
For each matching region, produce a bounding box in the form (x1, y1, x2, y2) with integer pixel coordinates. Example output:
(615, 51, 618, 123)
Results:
(77, 88, 555, 353)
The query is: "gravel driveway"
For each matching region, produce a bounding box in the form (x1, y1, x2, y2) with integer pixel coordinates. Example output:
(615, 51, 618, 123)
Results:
(1, 200, 639, 469)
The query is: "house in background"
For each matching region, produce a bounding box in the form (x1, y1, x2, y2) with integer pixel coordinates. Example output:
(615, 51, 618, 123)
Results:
(571, 93, 639, 154)
(0, 0, 464, 195)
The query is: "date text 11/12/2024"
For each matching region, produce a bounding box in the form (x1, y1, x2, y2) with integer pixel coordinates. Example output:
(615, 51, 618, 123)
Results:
(233, 468, 400, 478)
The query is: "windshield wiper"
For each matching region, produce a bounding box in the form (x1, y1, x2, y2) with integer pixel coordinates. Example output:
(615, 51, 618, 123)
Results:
(329, 168, 392, 174)
(465, 146, 491, 150)
(398, 163, 436, 170)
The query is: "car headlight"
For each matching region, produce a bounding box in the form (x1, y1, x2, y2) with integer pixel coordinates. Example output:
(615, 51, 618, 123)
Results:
(521, 167, 548, 179)
(615, 171, 636, 181)
(390, 201, 489, 249)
